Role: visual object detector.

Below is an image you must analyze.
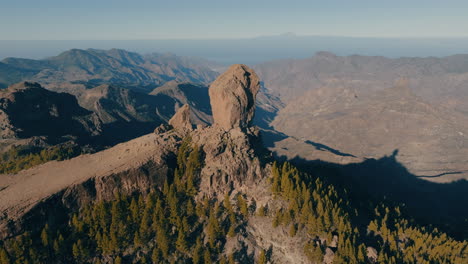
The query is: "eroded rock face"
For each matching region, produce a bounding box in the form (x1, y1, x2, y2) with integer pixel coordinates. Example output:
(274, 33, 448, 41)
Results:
(209, 64, 260, 131)
(0, 81, 101, 140)
(191, 126, 267, 197)
(168, 104, 193, 133)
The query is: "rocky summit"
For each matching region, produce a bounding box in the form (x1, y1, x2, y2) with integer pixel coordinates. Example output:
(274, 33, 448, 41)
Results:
(0, 65, 267, 238)
(209, 64, 260, 131)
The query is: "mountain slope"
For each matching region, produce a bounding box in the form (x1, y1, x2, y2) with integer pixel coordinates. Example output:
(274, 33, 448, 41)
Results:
(149, 81, 213, 125)
(255, 53, 468, 181)
(269, 80, 468, 182)
(0, 82, 100, 141)
(254, 52, 468, 113)
(0, 48, 219, 90)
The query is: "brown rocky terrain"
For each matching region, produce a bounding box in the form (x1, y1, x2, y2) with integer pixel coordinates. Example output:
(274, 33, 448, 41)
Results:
(255, 53, 468, 182)
(0, 49, 221, 152)
(0, 81, 214, 152)
(149, 81, 213, 126)
(0, 64, 280, 259)
(254, 52, 468, 109)
(271, 83, 468, 182)
(0, 82, 101, 143)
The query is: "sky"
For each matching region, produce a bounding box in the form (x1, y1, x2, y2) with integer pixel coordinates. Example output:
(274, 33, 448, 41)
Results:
(1, 0, 468, 40)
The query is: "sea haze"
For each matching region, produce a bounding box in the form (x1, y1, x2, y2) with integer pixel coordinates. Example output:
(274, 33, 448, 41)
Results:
(2, 35, 468, 65)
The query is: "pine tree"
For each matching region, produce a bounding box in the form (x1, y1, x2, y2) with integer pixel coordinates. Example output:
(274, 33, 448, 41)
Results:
(257, 205, 267, 217)
(175, 229, 188, 253)
(151, 248, 161, 264)
(258, 249, 267, 264)
(289, 223, 297, 237)
(157, 229, 170, 258)
(271, 161, 281, 195)
(304, 241, 323, 263)
(237, 195, 248, 217)
(203, 248, 211, 264)
(272, 210, 281, 228)
(224, 193, 233, 213)
(207, 208, 220, 248)
(228, 225, 236, 238)
(0, 247, 10, 264)
(139, 209, 152, 243)
(133, 230, 142, 247)
(357, 243, 366, 263)
(228, 253, 236, 264)
(219, 257, 227, 264)
(192, 237, 203, 264)
(130, 197, 140, 223)
(72, 240, 81, 260)
(40, 224, 49, 247)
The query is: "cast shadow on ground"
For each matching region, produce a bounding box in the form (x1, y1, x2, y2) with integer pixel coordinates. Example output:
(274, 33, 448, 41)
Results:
(260, 129, 355, 157)
(261, 130, 468, 240)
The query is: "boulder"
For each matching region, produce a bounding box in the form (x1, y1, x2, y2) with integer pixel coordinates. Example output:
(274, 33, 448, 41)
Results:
(209, 64, 260, 130)
(168, 104, 193, 133)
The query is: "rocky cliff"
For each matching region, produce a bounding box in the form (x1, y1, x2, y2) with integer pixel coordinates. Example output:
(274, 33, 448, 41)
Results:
(0, 82, 101, 141)
(0, 64, 269, 240)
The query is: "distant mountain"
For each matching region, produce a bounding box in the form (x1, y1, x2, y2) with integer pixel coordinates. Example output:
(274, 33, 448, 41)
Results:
(255, 52, 468, 114)
(0, 80, 215, 149)
(3, 36, 468, 65)
(0, 82, 100, 143)
(149, 81, 212, 125)
(0, 48, 219, 91)
(255, 53, 468, 182)
(75, 82, 214, 144)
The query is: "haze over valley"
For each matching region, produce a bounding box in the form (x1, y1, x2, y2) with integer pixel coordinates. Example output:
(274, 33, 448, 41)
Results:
(1, 1, 467, 264)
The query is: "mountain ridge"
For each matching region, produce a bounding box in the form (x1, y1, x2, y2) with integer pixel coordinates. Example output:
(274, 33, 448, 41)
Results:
(0, 48, 219, 90)
(256, 53, 468, 182)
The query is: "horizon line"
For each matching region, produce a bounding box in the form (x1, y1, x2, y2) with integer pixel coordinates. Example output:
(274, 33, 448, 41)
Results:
(2, 34, 468, 42)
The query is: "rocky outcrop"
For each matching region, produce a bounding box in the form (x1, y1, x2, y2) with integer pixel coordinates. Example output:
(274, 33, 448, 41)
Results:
(209, 64, 260, 131)
(150, 81, 213, 126)
(168, 104, 194, 133)
(191, 126, 267, 198)
(0, 65, 320, 264)
(0, 65, 269, 243)
(0, 81, 101, 140)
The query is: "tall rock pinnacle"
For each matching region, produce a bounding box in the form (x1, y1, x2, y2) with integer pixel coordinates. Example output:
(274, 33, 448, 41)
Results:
(209, 64, 260, 130)
(168, 104, 193, 133)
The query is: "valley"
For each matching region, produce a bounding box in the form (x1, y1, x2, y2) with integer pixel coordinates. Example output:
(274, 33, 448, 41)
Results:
(0, 50, 467, 264)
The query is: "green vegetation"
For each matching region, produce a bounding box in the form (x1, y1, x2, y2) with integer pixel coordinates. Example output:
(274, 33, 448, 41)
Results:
(269, 161, 468, 263)
(0, 140, 466, 263)
(0, 144, 82, 174)
(0, 138, 251, 264)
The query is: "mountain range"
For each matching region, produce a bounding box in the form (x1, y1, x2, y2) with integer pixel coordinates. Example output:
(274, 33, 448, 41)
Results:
(0, 48, 219, 90)
(255, 52, 468, 181)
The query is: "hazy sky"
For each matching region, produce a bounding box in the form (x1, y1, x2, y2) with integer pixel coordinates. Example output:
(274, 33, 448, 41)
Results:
(1, 0, 468, 40)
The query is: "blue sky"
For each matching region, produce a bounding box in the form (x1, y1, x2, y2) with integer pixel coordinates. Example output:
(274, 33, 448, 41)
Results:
(1, 0, 468, 40)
